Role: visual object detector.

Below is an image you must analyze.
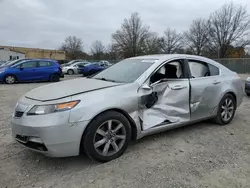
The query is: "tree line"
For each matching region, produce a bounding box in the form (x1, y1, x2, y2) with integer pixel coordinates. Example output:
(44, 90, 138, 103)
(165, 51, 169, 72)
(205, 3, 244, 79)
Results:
(60, 2, 250, 60)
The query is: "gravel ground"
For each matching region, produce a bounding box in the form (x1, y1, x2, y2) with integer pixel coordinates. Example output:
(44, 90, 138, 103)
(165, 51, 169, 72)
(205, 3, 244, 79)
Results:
(1, 75, 250, 188)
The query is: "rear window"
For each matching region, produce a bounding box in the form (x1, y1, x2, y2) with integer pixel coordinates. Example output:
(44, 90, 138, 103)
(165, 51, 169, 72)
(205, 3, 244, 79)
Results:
(208, 64, 220, 76)
(38, 61, 53, 67)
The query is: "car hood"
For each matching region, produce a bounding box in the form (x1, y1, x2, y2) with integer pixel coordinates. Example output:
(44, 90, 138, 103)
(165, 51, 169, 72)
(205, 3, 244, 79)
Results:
(25, 78, 123, 102)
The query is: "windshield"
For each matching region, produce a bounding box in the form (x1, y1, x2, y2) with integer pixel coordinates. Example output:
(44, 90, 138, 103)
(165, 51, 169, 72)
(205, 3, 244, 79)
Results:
(93, 59, 154, 83)
(0, 60, 14, 67)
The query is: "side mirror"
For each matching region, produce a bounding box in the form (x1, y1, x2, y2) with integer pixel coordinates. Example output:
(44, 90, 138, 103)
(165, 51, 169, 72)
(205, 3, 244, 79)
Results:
(141, 84, 152, 90)
(139, 84, 153, 95)
(20, 67, 24, 70)
(246, 77, 250, 82)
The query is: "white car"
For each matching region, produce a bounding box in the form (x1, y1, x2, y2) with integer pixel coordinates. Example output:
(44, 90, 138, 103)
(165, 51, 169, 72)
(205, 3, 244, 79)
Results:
(62, 61, 90, 75)
(99, 60, 112, 68)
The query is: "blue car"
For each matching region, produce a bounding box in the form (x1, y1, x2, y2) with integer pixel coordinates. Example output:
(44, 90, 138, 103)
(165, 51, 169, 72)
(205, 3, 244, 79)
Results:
(0, 59, 64, 84)
(77, 62, 105, 76)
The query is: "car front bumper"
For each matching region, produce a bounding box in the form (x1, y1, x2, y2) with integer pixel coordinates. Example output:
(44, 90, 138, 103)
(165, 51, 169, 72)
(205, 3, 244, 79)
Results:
(11, 111, 89, 157)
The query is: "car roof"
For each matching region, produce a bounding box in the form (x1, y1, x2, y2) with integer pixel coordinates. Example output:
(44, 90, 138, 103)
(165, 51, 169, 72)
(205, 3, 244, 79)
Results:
(22, 59, 58, 62)
(128, 54, 224, 69)
(129, 54, 211, 60)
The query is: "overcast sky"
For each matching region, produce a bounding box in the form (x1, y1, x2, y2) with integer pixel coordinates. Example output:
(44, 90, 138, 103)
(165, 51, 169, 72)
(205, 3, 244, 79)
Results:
(0, 0, 249, 52)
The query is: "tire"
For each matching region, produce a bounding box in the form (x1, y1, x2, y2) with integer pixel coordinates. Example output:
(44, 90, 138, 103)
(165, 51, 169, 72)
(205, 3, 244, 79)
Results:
(67, 69, 74, 75)
(82, 111, 131, 162)
(50, 74, 60, 82)
(214, 93, 236, 125)
(5, 75, 16, 84)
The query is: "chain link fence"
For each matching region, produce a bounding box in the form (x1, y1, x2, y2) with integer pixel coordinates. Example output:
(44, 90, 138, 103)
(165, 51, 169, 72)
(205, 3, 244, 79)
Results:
(213, 58, 250, 73)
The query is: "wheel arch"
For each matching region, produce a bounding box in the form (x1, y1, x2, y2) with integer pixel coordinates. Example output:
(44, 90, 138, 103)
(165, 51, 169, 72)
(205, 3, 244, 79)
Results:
(219, 90, 237, 107)
(79, 108, 138, 154)
(50, 73, 60, 82)
(227, 91, 237, 106)
(4, 74, 18, 82)
(67, 69, 74, 74)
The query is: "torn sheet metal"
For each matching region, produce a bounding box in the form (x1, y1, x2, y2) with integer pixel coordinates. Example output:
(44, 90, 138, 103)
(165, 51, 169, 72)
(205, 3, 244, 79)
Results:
(139, 81, 190, 130)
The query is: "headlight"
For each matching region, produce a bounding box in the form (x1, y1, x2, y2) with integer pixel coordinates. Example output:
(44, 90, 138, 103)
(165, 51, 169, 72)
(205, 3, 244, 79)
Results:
(27, 100, 80, 115)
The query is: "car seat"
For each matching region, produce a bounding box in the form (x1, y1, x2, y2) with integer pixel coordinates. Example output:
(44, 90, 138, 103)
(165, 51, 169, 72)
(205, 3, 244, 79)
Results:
(165, 64, 178, 79)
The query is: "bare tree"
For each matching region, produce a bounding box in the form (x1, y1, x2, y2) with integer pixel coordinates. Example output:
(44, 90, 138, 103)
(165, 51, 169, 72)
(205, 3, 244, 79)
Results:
(59, 36, 84, 60)
(106, 44, 120, 60)
(112, 12, 152, 58)
(90, 40, 105, 60)
(143, 34, 161, 54)
(207, 2, 250, 58)
(159, 28, 183, 54)
(184, 19, 209, 55)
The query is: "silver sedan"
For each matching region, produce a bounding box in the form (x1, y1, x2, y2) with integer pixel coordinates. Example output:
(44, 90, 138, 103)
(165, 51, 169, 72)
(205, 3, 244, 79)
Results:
(62, 61, 90, 75)
(11, 54, 244, 162)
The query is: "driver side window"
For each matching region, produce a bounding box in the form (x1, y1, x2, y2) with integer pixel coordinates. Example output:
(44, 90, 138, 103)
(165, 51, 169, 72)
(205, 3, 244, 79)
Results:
(20, 61, 37, 68)
(149, 60, 184, 84)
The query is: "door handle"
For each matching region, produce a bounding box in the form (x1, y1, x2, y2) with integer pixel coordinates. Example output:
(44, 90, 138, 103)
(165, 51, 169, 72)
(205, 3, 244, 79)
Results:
(212, 80, 221, 85)
(171, 85, 187, 90)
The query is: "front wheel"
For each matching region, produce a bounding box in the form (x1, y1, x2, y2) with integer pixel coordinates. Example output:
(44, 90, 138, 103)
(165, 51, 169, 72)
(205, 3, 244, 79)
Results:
(82, 111, 131, 162)
(214, 94, 236, 125)
(5, 75, 16, 84)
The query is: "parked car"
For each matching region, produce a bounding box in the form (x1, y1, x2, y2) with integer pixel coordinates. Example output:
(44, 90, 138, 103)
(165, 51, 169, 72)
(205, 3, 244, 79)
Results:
(77, 62, 105, 76)
(0, 60, 7, 66)
(245, 77, 250, 96)
(0, 59, 32, 68)
(98, 60, 112, 68)
(11, 54, 243, 162)
(61, 60, 86, 67)
(0, 59, 63, 84)
(62, 61, 90, 75)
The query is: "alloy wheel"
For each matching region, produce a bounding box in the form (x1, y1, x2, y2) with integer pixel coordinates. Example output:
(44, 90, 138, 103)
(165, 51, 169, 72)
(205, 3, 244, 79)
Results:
(5, 76, 15, 84)
(68, 70, 74, 75)
(221, 98, 234, 122)
(93, 120, 126, 157)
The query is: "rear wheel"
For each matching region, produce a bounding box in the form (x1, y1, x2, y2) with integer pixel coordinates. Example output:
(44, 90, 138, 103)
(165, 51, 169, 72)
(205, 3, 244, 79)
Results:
(50, 74, 60, 82)
(5, 75, 16, 84)
(215, 94, 236, 125)
(82, 111, 131, 162)
(67, 69, 74, 75)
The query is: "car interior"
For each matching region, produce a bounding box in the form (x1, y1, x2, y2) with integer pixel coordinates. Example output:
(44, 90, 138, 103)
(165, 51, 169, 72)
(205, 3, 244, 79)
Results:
(150, 61, 183, 84)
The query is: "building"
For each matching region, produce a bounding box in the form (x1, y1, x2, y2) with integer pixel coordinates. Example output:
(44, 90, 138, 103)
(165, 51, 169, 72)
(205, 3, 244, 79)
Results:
(0, 45, 66, 60)
(0, 48, 25, 61)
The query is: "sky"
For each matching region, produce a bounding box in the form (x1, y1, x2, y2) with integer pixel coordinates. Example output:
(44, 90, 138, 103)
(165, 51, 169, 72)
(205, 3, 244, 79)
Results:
(0, 0, 249, 52)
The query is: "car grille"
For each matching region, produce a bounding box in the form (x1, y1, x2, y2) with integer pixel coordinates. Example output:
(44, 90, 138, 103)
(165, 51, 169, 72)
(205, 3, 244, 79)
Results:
(15, 111, 24, 118)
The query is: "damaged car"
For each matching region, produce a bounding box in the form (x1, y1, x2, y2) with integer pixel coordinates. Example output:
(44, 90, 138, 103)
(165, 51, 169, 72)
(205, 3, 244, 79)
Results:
(11, 54, 243, 162)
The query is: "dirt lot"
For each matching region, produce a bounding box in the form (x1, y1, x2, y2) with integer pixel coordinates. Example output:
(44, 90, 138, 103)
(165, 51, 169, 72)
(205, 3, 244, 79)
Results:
(1, 75, 250, 188)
